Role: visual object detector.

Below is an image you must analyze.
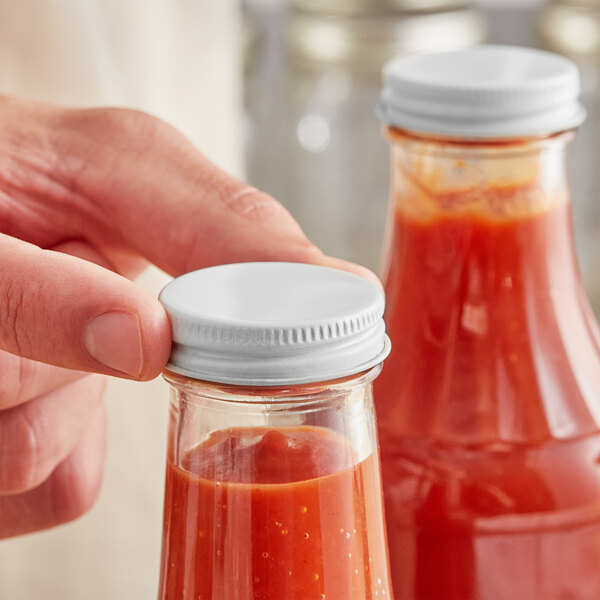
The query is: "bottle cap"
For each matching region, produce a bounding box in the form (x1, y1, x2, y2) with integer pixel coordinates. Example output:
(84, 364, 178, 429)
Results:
(377, 44, 586, 138)
(159, 262, 390, 386)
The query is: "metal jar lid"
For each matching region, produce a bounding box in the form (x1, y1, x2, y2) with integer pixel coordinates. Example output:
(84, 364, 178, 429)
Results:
(159, 262, 391, 386)
(377, 44, 587, 138)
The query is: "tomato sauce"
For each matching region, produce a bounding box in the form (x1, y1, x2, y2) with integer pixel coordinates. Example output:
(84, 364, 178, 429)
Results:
(158, 426, 391, 600)
(375, 188, 600, 598)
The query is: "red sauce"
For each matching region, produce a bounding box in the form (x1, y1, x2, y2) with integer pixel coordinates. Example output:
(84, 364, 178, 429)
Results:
(375, 194, 600, 598)
(158, 426, 391, 600)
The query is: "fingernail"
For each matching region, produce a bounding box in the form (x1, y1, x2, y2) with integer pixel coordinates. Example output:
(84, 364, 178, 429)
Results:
(84, 312, 143, 377)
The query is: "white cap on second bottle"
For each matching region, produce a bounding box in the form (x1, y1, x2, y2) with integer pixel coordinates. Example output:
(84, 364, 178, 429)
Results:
(377, 45, 586, 138)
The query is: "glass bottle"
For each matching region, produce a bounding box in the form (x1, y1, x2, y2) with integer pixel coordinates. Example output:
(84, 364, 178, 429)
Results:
(157, 262, 392, 600)
(375, 46, 600, 598)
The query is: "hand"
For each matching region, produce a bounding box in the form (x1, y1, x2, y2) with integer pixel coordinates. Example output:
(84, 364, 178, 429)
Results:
(0, 95, 377, 538)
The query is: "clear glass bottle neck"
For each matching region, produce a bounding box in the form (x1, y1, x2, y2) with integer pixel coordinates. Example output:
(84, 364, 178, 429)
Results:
(381, 130, 581, 302)
(386, 129, 574, 221)
(163, 366, 382, 466)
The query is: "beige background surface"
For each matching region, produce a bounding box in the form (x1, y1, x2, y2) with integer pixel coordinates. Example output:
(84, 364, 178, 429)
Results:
(0, 1, 242, 598)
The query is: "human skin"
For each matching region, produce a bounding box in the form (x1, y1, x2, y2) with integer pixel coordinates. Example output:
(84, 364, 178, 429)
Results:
(0, 95, 378, 539)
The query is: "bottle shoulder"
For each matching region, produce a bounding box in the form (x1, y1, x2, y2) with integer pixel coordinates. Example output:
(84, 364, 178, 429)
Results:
(377, 202, 600, 443)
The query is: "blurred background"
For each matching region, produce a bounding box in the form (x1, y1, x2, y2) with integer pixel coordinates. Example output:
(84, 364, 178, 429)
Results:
(0, 0, 599, 598)
(243, 0, 600, 310)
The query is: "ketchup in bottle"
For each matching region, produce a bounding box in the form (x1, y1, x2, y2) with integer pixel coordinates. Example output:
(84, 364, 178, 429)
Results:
(158, 262, 392, 600)
(375, 46, 600, 599)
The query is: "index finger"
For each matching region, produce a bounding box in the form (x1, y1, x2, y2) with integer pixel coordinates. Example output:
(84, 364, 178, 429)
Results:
(52, 107, 380, 285)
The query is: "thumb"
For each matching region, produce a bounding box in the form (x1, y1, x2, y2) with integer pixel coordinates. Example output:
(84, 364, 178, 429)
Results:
(0, 234, 171, 379)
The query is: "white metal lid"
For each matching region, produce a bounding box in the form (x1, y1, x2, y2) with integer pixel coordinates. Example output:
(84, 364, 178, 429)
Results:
(377, 45, 587, 138)
(159, 262, 391, 386)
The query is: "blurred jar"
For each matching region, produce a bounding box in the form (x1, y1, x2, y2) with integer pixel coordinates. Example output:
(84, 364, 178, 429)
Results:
(538, 0, 600, 57)
(375, 45, 600, 599)
(157, 262, 392, 600)
(243, 0, 485, 273)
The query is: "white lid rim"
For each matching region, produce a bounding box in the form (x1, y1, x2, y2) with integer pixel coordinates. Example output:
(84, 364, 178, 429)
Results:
(376, 100, 587, 139)
(166, 304, 384, 346)
(165, 336, 392, 387)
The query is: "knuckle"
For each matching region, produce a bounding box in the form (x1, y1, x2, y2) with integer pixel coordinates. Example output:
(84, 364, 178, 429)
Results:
(2, 277, 31, 358)
(102, 107, 158, 136)
(95, 107, 173, 148)
(0, 352, 26, 409)
(60, 106, 171, 162)
(0, 407, 41, 493)
(220, 184, 288, 221)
